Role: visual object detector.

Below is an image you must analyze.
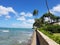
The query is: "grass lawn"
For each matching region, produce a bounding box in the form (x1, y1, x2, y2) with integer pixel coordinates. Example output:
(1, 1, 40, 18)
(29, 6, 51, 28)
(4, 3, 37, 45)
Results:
(53, 33, 60, 37)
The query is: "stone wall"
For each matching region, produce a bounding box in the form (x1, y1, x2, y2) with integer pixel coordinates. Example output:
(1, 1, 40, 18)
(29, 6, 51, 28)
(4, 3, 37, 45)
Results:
(36, 30, 59, 45)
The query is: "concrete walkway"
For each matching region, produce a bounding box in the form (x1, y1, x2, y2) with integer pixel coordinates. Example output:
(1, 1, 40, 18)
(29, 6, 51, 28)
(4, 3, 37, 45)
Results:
(31, 30, 41, 45)
(31, 30, 36, 45)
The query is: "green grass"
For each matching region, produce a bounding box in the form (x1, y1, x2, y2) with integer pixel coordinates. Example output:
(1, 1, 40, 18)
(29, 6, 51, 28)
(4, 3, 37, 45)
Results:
(38, 28, 60, 44)
(53, 33, 60, 37)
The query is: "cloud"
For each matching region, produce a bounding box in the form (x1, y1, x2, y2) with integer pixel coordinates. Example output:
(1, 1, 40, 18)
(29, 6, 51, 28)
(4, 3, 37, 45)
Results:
(50, 4, 60, 16)
(27, 19, 35, 24)
(16, 12, 34, 28)
(26, 12, 33, 17)
(51, 4, 60, 12)
(12, 18, 35, 28)
(20, 12, 33, 17)
(5, 15, 11, 19)
(20, 22, 33, 28)
(0, 5, 17, 19)
(0, 5, 16, 15)
(11, 22, 33, 28)
(17, 12, 33, 21)
(20, 12, 25, 15)
(17, 16, 26, 21)
(0, 5, 34, 28)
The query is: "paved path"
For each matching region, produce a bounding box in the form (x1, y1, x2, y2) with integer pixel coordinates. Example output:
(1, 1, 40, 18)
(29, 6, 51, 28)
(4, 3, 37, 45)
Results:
(31, 30, 40, 45)
(31, 30, 36, 45)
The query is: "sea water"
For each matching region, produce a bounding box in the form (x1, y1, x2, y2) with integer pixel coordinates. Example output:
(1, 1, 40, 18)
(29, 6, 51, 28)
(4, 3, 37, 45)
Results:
(0, 28, 33, 45)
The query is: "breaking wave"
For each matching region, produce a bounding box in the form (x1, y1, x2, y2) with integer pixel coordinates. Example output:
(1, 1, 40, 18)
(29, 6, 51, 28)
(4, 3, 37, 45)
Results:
(0, 30, 9, 32)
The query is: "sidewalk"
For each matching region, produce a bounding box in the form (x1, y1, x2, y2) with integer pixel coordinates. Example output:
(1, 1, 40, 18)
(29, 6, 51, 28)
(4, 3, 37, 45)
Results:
(31, 30, 36, 45)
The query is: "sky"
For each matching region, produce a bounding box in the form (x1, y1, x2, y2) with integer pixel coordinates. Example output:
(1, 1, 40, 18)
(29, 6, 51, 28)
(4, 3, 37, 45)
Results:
(0, 0, 60, 28)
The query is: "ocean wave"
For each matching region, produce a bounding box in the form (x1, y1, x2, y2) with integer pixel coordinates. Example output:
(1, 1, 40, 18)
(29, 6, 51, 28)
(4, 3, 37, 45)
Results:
(18, 39, 31, 45)
(0, 30, 9, 32)
(18, 40, 25, 44)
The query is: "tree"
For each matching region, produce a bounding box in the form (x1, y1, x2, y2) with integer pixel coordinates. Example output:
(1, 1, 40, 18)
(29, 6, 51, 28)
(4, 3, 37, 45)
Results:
(56, 16, 60, 22)
(33, 18, 45, 28)
(33, 9, 38, 16)
(33, 0, 60, 29)
(45, 0, 50, 13)
(33, 9, 40, 28)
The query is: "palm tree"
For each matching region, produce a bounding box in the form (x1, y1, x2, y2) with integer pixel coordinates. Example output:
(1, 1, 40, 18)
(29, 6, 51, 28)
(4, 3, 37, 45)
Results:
(33, 9, 38, 28)
(33, 9, 38, 16)
(45, 0, 50, 13)
(33, 18, 44, 28)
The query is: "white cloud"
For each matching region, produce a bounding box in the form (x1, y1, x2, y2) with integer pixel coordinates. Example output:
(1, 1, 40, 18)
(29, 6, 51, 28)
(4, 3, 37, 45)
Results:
(5, 15, 11, 19)
(12, 23, 18, 26)
(20, 12, 33, 17)
(0, 5, 16, 15)
(12, 18, 35, 28)
(17, 16, 26, 21)
(0, 5, 34, 28)
(11, 22, 33, 28)
(27, 19, 35, 23)
(17, 12, 33, 21)
(26, 12, 33, 17)
(21, 22, 33, 28)
(20, 12, 25, 15)
(51, 4, 60, 12)
(50, 4, 60, 15)
(16, 12, 34, 27)
(0, 5, 17, 19)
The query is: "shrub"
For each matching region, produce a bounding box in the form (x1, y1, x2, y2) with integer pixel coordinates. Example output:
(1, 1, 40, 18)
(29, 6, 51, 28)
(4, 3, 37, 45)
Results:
(43, 25, 60, 33)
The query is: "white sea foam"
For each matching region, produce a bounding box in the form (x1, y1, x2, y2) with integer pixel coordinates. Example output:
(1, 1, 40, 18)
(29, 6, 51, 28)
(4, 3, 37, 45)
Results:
(18, 40, 24, 44)
(2, 30, 9, 32)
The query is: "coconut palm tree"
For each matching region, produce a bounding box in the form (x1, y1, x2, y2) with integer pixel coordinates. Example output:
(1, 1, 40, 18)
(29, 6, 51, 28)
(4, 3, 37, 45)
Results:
(33, 9, 38, 16)
(45, 0, 50, 13)
(44, 0, 58, 23)
(33, 9, 38, 28)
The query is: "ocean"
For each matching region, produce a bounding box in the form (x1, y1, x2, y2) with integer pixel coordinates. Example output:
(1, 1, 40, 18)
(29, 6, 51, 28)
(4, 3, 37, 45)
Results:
(0, 28, 34, 45)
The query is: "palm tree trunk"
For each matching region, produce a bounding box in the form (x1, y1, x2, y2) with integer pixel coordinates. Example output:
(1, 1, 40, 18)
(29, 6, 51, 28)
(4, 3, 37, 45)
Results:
(45, 0, 50, 13)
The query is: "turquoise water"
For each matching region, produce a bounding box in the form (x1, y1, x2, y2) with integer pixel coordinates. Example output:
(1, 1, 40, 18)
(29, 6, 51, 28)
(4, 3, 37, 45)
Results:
(0, 28, 33, 45)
